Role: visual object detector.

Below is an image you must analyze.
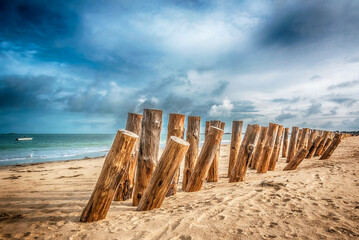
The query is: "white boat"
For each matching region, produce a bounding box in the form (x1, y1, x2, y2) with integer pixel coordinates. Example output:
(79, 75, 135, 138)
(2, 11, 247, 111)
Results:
(16, 137, 33, 141)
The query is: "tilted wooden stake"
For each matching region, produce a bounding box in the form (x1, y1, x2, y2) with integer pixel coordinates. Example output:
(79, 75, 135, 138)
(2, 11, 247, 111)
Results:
(314, 131, 330, 156)
(306, 136, 323, 159)
(250, 126, 268, 169)
(207, 120, 222, 182)
(306, 130, 316, 153)
(283, 147, 309, 171)
(137, 137, 189, 211)
(268, 125, 284, 171)
(80, 130, 138, 222)
(229, 124, 261, 182)
(133, 109, 162, 206)
(185, 126, 224, 192)
(319, 134, 342, 160)
(166, 113, 185, 197)
(322, 138, 333, 153)
(257, 123, 279, 173)
(182, 116, 200, 190)
(282, 128, 289, 158)
(228, 121, 244, 177)
(114, 113, 143, 201)
(286, 126, 299, 163)
(297, 128, 310, 150)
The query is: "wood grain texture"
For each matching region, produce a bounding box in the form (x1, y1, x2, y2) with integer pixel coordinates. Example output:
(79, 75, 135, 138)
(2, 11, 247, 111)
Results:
(306, 136, 323, 159)
(228, 121, 243, 177)
(250, 126, 268, 170)
(268, 125, 284, 171)
(282, 128, 289, 158)
(283, 147, 309, 171)
(207, 121, 222, 182)
(319, 134, 342, 160)
(287, 126, 299, 163)
(257, 123, 279, 173)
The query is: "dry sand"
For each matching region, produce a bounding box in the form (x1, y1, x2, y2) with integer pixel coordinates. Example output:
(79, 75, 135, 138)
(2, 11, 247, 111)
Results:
(0, 136, 359, 240)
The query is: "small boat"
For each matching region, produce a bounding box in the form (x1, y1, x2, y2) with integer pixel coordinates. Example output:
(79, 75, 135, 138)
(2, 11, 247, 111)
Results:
(16, 136, 33, 141)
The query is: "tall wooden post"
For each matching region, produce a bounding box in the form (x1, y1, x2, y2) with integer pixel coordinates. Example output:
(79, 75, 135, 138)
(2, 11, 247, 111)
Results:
(319, 133, 342, 160)
(283, 147, 309, 171)
(133, 109, 162, 206)
(185, 127, 224, 192)
(80, 130, 138, 222)
(207, 120, 221, 182)
(137, 137, 189, 211)
(228, 121, 243, 177)
(314, 131, 330, 156)
(297, 128, 310, 150)
(250, 126, 268, 169)
(287, 126, 299, 163)
(229, 124, 261, 182)
(297, 129, 303, 145)
(257, 123, 279, 173)
(182, 116, 200, 190)
(306, 130, 316, 153)
(114, 113, 143, 201)
(268, 125, 284, 171)
(166, 113, 185, 197)
(306, 136, 323, 158)
(282, 128, 289, 158)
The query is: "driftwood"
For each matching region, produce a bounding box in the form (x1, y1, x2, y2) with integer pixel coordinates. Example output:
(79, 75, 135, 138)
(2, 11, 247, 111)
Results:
(229, 124, 261, 182)
(306, 136, 323, 158)
(166, 113, 185, 197)
(268, 125, 284, 171)
(257, 123, 279, 173)
(282, 128, 289, 158)
(114, 113, 143, 201)
(80, 130, 138, 222)
(185, 126, 224, 192)
(319, 134, 342, 160)
(228, 121, 243, 177)
(137, 137, 189, 211)
(133, 109, 163, 206)
(182, 116, 201, 190)
(283, 147, 309, 171)
(286, 126, 299, 163)
(207, 121, 222, 182)
(314, 131, 330, 156)
(250, 126, 268, 170)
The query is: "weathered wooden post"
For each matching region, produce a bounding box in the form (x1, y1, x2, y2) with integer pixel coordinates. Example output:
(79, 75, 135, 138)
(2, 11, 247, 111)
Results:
(114, 113, 143, 201)
(268, 125, 284, 171)
(306, 129, 316, 153)
(207, 120, 222, 182)
(297, 128, 303, 145)
(306, 136, 323, 158)
(297, 128, 310, 150)
(166, 113, 185, 197)
(282, 128, 289, 158)
(80, 130, 138, 222)
(319, 134, 342, 160)
(257, 123, 279, 173)
(228, 121, 244, 177)
(133, 109, 162, 206)
(205, 121, 211, 137)
(283, 147, 309, 171)
(250, 126, 268, 169)
(182, 116, 201, 190)
(229, 124, 261, 182)
(286, 126, 299, 163)
(185, 126, 224, 192)
(314, 131, 330, 156)
(322, 138, 333, 153)
(137, 137, 189, 211)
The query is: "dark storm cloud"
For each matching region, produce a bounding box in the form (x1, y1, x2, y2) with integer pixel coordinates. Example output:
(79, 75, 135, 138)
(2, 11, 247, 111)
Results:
(328, 79, 359, 90)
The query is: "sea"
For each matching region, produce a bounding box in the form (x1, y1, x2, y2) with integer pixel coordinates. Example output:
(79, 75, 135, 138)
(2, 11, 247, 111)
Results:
(0, 133, 232, 166)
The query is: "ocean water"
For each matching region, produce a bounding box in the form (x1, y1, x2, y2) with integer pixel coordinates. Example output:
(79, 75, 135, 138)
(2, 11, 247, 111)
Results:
(0, 133, 232, 166)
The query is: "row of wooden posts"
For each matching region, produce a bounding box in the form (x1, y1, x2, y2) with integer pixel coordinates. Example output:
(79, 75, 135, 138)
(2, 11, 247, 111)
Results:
(79, 109, 351, 222)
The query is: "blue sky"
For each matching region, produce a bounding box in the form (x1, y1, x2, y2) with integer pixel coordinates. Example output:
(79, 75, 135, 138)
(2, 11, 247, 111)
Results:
(1, 0, 359, 133)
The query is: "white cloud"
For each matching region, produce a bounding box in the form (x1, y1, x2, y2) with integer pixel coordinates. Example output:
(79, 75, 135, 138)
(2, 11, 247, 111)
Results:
(209, 98, 234, 117)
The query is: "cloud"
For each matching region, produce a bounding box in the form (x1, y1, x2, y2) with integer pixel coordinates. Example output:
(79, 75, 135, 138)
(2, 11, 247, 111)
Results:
(305, 101, 322, 116)
(310, 75, 321, 81)
(328, 79, 359, 90)
(329, 97, 357, 106)
(209, 98, 234, 117)
(275, 112, 296, 122)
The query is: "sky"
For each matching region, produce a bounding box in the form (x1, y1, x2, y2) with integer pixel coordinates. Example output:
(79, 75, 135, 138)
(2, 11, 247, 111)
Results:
(1, 0, 359, 133)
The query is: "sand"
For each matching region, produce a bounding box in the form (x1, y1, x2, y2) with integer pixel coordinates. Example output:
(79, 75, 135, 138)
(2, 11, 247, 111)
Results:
(0, 136, 358, 240)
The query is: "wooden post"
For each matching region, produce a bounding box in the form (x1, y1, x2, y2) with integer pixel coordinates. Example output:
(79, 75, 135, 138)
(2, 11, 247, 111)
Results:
(185, 126, 224, 192)
(297, 128, 310, 150)
(166, 113, 185, 197)
(80, 130, 138, 222)
(319, 134, 341, 160)
(297, 128, 303, 145)
(314, 131, 330, 156)
(306, 136, 323, 159)
(306, 129, 316, 153)
(182, 116, 200, 190)
(229, 124, 261, 182)
(282, 128, 289, 158)
(132, 109, 163, 206)
(205, 121, 210, 137)
(286, 126, 299, 163)
(114, 113, 143, 201)
(283, 147, 309, 171)
(250, 126, 268, 169)
(257, 123, 279, 173)
(268, 125, 284, 171)
(137, 137, 189, 211)
(322, 138, 333, 153)
(207, 120, 222, 182)
(228, 121, 243, 177)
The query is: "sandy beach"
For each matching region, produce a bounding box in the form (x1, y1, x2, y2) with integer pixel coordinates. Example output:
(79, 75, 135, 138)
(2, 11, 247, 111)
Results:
(0, 136, 358, 240)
